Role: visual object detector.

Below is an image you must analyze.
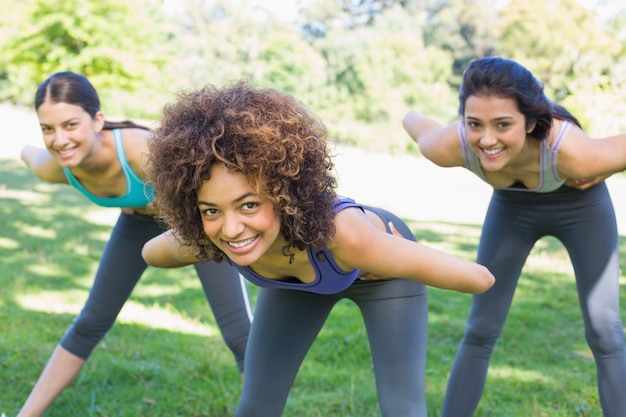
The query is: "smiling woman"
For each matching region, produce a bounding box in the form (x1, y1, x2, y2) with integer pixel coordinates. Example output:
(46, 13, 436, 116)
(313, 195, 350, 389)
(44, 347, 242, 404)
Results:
(15, 71, 252, 417)
(402, 55, 626, 417)
(142, 80, 494, 417)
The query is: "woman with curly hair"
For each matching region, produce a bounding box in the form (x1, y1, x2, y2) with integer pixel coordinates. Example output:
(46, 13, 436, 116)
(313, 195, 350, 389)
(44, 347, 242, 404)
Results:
(142, 81, 495, 417)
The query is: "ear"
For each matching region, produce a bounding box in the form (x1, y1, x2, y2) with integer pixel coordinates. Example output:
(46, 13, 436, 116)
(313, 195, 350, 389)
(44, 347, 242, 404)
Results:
(526, 119, 537, 134)
(93, 111, 105, 132)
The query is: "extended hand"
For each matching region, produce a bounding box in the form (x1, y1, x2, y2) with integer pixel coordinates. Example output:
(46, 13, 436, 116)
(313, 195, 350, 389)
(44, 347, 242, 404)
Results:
(565, 175, 609, 190)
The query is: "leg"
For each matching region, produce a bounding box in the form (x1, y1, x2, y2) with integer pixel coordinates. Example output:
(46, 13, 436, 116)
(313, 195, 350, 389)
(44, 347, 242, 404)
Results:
(194, 262, 253, 373)
(235, 288, 338, 417)
(442, 192, 537, 417)
(358, 205, 429, 416)
(16, 346, 84, 417)
(17, 213, 159, 417)
(353, 279, 428, 417)
(559, 184, 626, 417)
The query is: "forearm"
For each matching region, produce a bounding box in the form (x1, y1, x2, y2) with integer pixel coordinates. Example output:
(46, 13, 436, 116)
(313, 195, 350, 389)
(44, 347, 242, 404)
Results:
(402, 110, 444, 143)
(142, 230, 200, 268)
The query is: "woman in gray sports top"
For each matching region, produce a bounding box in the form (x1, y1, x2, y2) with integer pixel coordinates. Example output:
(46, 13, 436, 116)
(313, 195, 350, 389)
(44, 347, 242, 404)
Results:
(141, 81, 494, 416)
(403, 56, 626, 417)
(17, 72, 252, 417)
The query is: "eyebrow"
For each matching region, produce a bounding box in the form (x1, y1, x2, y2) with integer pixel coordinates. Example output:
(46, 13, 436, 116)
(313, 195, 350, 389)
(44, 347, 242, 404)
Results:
(466, 115, 515, 122)
(39, 117, 80, 127)
(197, 192, 257, 207)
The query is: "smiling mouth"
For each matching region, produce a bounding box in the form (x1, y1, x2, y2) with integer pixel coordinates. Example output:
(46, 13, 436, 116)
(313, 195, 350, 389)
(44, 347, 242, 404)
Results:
(56, 146, 78, 156)
(482, 147, 504, 156)
(226, 235, 258, 249)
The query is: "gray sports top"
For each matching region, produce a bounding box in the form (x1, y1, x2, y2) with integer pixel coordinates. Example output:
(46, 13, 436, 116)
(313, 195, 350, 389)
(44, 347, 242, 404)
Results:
(458, 120, 572, 193)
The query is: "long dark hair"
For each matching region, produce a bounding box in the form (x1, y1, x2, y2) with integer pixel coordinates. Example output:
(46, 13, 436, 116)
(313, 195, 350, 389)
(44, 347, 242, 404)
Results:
(35, 71, 149, 131)
(459, 57, 581, 139)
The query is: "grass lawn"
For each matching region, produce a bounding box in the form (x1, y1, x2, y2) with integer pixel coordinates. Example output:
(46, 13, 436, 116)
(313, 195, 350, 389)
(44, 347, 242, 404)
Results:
(1, 157, 624, 416)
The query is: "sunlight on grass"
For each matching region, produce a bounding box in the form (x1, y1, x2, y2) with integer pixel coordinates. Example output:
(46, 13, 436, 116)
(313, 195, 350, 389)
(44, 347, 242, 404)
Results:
(490, 365, 553, 384)
(17, 292, 87, 314)
(17, 222, 57, 239)
(84, 208, 121, 226)
(0, 236, 19, 249)
(25, 263, 73, 277)
(115, 301, 218, 336)
(17, 292, 218, 337)
(0, 188, 51, 203)
(525, 239, 575, 274)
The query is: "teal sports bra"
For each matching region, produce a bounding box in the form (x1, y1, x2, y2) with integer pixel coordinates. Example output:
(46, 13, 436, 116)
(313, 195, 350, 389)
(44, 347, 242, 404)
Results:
(62, 129, 153, 208)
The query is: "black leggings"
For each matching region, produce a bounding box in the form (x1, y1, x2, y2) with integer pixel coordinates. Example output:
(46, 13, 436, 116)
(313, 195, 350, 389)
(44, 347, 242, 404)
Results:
(235, 206, 429, 416)
(442, 182, 626, 416)
(60, 212, 252, 372)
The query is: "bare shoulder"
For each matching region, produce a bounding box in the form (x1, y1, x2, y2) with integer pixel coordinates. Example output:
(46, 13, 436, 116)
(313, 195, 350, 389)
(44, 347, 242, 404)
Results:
(118, 128, 152, 177)
(331, 207, 385, 251)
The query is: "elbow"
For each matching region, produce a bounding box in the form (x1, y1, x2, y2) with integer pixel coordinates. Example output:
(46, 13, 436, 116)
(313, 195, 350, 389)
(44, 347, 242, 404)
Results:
(401, 111, 419, 141)
(141, 244, 156, 266)
(142, 241, 164, 268)
(472, 265, 495, 294)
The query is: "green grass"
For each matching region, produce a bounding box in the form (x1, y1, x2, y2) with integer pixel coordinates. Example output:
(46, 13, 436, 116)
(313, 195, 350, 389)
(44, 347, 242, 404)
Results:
(1, 158, 624, 416)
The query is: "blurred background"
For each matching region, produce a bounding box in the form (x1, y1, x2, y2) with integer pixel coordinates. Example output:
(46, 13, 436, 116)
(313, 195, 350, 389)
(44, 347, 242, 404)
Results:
(1, 0, 625, 154)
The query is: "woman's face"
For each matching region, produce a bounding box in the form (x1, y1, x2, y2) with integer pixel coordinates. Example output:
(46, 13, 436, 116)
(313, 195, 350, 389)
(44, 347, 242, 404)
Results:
(197, 163, 282, 266)
(37, 100, 103, 168)
(464, 94, 530, 172)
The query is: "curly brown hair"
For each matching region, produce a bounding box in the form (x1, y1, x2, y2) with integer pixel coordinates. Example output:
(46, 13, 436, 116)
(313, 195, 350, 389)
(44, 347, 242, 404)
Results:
(146, 81, 338, 262)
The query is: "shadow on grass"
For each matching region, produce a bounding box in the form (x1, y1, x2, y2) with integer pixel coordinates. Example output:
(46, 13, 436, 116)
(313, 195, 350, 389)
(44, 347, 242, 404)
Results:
(0, 158, 245, 321)
(0, 306, 242, 416)
(404, 219, 626, 416)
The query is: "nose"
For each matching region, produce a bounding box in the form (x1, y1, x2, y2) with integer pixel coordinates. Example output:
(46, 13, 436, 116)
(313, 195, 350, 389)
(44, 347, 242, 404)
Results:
(221, 212, 245, 238)
(479, 129, 498, 147)
(52, 130, 70, 147)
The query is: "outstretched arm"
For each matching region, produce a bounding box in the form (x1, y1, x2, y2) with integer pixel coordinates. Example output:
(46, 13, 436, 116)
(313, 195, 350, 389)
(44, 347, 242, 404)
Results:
(557, 122, 626, 183)
(402, 110, 465, 167)
(331, 210, 495, 294)
(142, 230, 205, 268)
(20, 145, 68, 183)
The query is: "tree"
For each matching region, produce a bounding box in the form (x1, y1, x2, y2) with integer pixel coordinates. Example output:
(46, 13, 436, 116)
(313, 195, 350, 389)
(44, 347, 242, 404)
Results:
(422, 0, 500, 84)
(0, 0, 171, 117)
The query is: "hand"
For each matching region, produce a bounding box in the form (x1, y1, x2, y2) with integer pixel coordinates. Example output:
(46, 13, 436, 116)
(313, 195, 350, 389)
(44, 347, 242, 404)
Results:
(565, 175, 609, 190)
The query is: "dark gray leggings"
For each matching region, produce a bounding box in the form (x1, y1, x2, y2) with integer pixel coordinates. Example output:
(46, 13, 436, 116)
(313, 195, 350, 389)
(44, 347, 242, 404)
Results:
(60, 212, 252, 372)
(441, 182, 626, 417)
(235, 207, 429, 417)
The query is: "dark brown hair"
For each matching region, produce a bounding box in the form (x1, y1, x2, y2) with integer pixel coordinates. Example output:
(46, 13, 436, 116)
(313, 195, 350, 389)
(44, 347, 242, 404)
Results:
(146, 81, 338, 262)
(36, 71, 149, 131)
(459, 57, 581, 139)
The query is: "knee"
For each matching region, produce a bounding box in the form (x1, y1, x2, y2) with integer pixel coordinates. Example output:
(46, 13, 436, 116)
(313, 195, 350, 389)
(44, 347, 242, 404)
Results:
(69, 306, 117, 340)
(462, 317, 504, 349)
(585, 317, 625, 355)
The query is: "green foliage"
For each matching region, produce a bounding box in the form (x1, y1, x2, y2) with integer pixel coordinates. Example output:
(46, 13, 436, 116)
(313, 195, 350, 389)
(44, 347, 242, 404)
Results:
(0, 0, 171, 109)
(499, 0, 620, 100)
(2, 0, 626, 150)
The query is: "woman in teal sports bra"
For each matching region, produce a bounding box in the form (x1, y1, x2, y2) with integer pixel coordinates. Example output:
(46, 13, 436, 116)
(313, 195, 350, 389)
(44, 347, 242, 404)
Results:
(17, 72, 252, 417)
(141, 81, 495, 416)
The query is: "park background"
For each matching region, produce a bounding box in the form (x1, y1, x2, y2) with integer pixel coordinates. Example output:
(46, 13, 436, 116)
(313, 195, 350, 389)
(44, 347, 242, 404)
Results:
(1, 0, 626, 416)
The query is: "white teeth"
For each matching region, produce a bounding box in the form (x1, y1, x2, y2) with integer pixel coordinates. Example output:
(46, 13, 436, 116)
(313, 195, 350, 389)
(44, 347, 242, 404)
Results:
(228, 236, 256, 248)
(483, 147, 504, 155)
